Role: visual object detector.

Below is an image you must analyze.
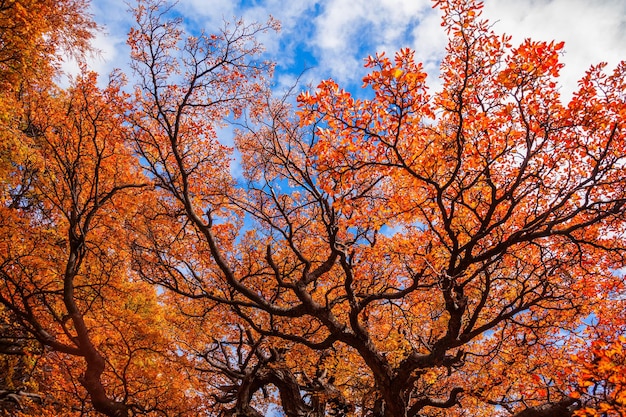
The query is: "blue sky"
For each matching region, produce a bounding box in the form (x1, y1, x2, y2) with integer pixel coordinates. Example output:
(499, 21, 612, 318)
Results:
(73, 0, 625, 103)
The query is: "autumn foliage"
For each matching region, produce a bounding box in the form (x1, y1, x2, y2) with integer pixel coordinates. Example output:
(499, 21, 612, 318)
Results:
(1, 0, 625, 416)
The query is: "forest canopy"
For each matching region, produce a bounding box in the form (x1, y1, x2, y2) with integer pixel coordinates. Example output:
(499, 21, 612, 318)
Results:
(1, 0, 625, 416)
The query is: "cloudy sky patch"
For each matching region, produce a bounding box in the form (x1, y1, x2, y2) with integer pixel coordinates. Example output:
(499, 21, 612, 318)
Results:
(480, 0, 626, 100)
(76, 0, 624, 103)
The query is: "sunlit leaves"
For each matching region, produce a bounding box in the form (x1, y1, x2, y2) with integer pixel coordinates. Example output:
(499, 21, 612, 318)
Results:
(572, 336, 626, 417)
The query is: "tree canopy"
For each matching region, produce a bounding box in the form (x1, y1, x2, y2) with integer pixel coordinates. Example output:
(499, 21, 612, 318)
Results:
(1, 0, 625, 416)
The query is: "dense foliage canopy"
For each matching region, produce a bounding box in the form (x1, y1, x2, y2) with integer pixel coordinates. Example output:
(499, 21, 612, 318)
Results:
(1, 0, 625, 416)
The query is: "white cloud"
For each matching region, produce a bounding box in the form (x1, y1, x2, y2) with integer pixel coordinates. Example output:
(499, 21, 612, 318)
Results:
(176, 0, 237, 28)
(310, 0, 432, 84)
(410, 8, 447, 91)
(61, 0, 133, 86)
(480, 0, 626, 101)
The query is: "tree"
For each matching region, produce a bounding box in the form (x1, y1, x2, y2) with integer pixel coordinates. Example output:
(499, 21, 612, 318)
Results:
(129, 0, 626, 417)
(2, 0, 625, 416)
(0, 68, 203, 416)
(0, 0, 96, 200)
(1, 2, 208, 415)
